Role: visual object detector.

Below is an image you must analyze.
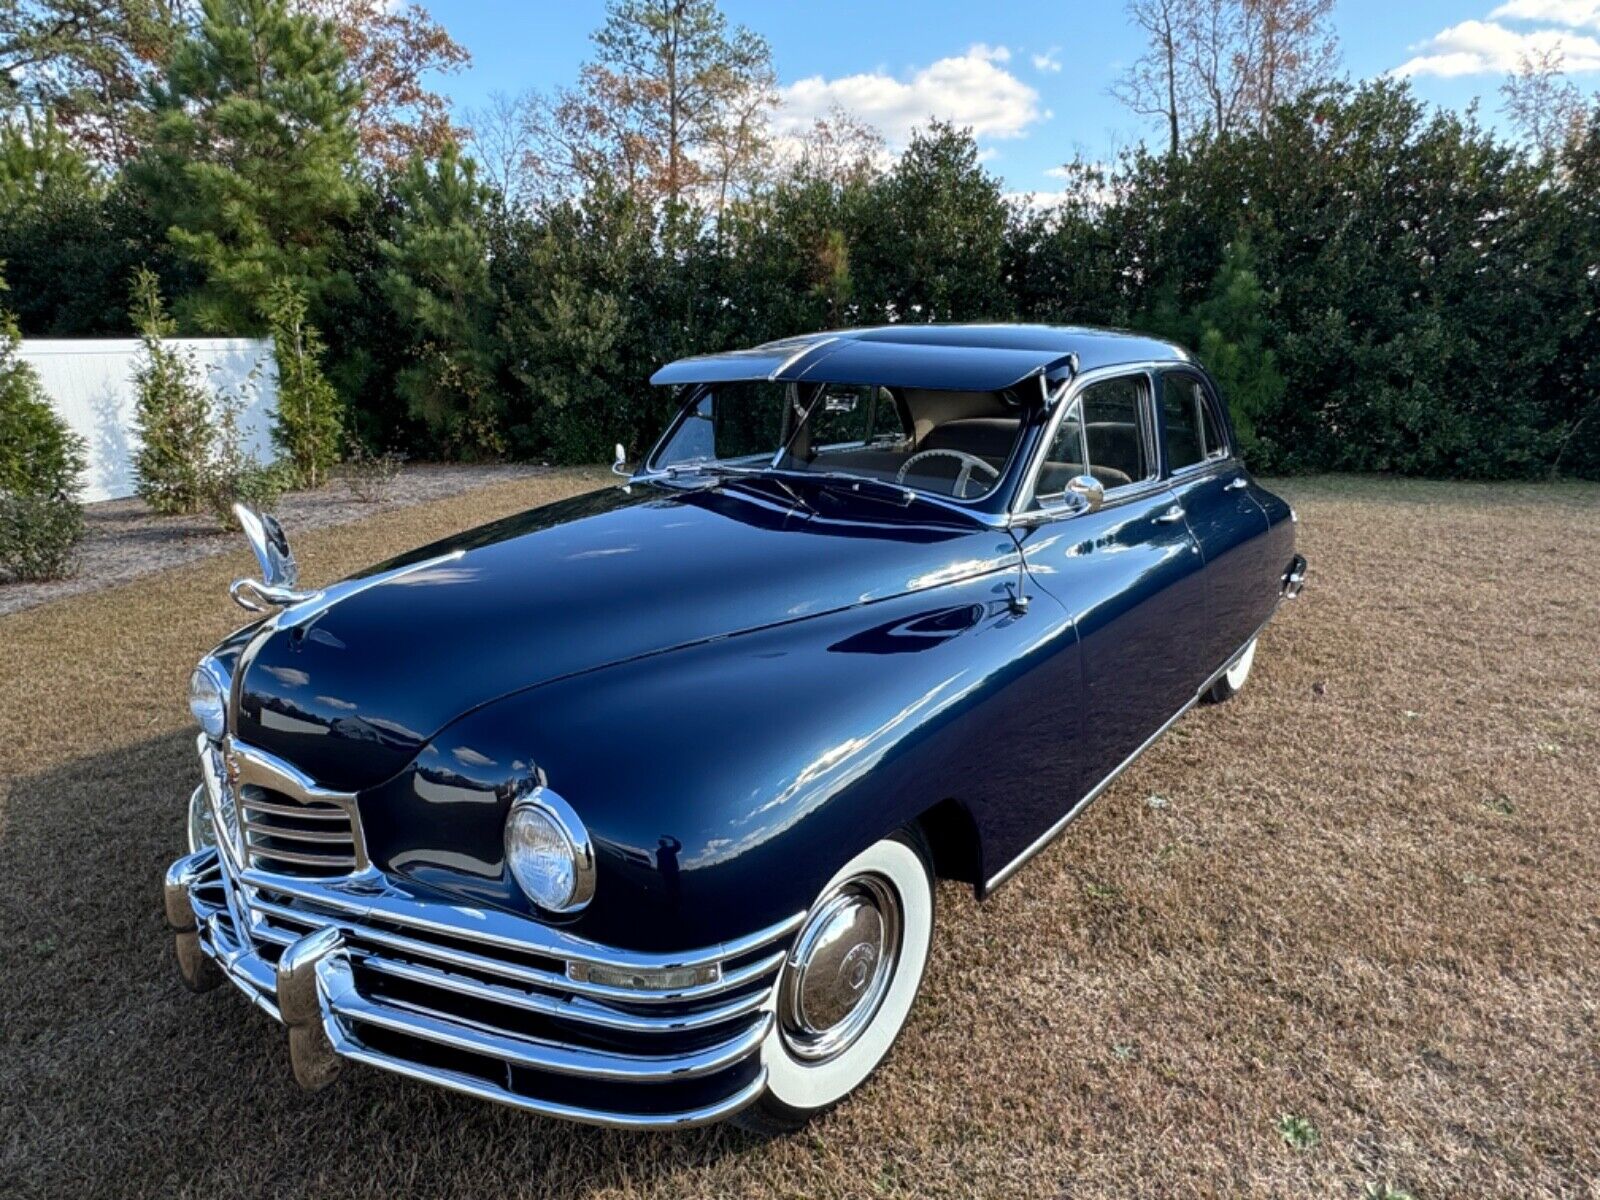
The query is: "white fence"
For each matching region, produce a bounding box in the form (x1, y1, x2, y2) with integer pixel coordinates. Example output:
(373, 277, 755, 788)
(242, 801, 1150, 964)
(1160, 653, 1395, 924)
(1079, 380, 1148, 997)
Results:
(20, 338, 280, 503)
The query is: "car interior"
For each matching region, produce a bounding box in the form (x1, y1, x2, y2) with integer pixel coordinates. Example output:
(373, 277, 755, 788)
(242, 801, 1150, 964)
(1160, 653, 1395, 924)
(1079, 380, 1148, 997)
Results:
(789, 380, 1154, 502)
(654, 377, 1157, 503)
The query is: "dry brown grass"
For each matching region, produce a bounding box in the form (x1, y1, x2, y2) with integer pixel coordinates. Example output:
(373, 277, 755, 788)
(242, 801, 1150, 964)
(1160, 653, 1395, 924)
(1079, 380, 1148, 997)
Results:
(2, 470, 1597, 1199)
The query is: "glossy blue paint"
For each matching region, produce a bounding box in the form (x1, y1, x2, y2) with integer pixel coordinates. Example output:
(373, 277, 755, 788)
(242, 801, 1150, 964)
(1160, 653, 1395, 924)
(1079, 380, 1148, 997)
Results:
(650, 323, 1193, 390)
(214, 325, 1299, 956)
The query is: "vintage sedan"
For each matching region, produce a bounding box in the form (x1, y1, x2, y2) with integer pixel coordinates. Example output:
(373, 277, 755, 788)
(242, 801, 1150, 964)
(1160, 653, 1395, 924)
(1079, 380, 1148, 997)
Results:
(165, 324, 1304, 1132)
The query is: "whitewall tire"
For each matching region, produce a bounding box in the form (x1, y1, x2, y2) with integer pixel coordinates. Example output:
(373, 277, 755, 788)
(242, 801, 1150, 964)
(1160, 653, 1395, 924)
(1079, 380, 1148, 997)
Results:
(734, 830, 934, 1133)
(1206, 637, 1257, 704)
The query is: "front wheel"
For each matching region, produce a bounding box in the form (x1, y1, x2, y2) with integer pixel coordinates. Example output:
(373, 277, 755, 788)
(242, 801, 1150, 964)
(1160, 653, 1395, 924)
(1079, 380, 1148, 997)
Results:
(1205, 637, 1258, 704)
(734, 829, 935, 1134)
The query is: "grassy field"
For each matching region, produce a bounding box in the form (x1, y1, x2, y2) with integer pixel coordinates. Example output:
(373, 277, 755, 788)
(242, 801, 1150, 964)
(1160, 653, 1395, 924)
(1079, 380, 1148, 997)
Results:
(2, 471, 1596, 1199)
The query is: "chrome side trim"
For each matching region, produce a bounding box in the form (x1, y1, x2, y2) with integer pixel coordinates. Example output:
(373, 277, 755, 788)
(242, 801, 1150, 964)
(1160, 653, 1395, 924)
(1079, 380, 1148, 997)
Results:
(983, 694, 1199, 894)
(982, 610, 1282, 894)
(263, 550, 466, 632)
(768, 336, 837, 381)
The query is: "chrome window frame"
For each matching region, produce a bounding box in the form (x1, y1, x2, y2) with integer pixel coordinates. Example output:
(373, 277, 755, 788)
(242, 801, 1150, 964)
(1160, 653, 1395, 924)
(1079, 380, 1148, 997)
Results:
(1010, 362, 1170, 523)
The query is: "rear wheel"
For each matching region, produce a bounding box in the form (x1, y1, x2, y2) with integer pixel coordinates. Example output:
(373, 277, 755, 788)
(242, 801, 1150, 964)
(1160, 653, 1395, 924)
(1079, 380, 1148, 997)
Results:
(734, 829, 934, 1135)
(1205, 637, 1258, 704)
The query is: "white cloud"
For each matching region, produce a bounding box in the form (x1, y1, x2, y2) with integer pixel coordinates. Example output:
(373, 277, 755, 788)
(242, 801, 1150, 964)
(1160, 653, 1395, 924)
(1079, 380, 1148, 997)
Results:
(1032, 47, 1062, 73)
(1007, 162, 1116, 212)
(1393, 17, 1600, 76)
(968, 43, 1012, 63)
(1004, 190, 1072, 211)
(1489, 0, 1600, 29)
(776, 44, 1044, 148)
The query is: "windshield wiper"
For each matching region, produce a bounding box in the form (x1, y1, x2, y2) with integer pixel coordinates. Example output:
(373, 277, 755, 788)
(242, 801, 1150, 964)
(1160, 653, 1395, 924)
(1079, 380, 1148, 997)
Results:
(659, 461, 815, 513)
(800, 471, 917, 507)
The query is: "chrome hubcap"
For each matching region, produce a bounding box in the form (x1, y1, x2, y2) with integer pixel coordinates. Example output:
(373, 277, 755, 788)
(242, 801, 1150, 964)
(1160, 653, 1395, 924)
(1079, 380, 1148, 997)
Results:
(778, 875, 901, 1062)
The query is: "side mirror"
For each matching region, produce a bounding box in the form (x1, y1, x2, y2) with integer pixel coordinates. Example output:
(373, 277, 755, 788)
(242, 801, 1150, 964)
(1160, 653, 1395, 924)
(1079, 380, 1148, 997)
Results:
(1065, 474, 1104, 514)
(612, 443, 630, 478)
(230, 504, 316, 612)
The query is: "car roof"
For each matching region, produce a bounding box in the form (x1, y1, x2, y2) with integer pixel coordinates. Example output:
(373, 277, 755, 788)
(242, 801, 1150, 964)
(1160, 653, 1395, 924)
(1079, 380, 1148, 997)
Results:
(649, 323, 1194, 392)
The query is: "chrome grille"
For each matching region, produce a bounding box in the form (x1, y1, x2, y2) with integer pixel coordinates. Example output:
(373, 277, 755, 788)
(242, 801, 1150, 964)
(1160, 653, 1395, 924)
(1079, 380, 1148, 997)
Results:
(240, 787, 359, 876)
(203, 735, 368, 879)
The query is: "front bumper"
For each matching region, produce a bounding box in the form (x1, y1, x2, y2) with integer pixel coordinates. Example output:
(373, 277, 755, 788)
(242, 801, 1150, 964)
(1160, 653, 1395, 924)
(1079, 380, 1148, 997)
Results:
(164, 842, 801, 1129)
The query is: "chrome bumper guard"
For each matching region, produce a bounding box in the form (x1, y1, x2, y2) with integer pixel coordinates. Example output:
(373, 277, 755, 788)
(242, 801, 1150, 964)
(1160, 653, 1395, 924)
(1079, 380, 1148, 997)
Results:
(1282, 553, 1307, 599)
(165, 846, 801, 1128)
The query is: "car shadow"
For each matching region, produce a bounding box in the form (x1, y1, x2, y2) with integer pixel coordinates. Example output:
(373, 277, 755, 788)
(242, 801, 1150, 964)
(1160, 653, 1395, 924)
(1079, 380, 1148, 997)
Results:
(0, 729, 755, 1199)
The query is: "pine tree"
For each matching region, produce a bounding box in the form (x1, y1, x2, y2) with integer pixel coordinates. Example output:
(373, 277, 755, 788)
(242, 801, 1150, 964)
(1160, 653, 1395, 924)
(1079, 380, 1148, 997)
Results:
(135, 0, 361, 333)
(264, 277, 343, 486)
(128, 267, 213, 513)
(1188, 238, 1286, 462)
(378, 143, 501, 457)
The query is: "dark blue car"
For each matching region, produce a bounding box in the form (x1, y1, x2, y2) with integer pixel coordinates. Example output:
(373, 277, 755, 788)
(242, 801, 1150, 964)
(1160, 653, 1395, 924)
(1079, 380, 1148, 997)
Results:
(166, 324, 1305, 1132)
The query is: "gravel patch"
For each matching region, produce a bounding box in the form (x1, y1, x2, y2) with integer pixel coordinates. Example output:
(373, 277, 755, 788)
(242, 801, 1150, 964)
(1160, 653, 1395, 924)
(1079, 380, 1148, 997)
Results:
(0, 464, 547, 616)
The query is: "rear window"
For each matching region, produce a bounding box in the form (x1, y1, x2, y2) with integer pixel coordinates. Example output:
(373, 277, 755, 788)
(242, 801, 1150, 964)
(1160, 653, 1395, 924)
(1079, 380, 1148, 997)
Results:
(1160, 374, 1227, 470)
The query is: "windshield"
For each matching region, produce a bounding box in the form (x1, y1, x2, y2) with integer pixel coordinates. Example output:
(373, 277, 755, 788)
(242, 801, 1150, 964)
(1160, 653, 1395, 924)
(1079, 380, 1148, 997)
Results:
(648, 380, 1022, 502)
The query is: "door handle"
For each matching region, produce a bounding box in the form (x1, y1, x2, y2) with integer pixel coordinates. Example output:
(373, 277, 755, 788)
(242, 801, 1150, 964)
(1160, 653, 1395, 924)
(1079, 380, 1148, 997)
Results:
(1153, 505, 1186, 524)
(1224, 476, 1248, 491)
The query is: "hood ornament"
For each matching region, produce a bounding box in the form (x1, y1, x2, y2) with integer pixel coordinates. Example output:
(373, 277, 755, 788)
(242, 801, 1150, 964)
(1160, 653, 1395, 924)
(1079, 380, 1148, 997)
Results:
(230, 503, 317, 612)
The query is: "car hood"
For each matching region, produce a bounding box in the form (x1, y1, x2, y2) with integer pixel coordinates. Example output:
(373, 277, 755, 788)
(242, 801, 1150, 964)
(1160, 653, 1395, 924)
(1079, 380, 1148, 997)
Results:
(231, 480, 1021, 791)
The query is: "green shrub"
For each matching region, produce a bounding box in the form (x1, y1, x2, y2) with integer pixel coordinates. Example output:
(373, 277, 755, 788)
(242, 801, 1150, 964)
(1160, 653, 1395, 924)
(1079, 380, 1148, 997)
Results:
(338, 440, 404, 502)
(0, 490, 84, 580)
(129, 269, 212, 514)
(264, 277, 343, 487)
(0, 288, 85, 581)
(0, 313, 84, 500)
(202, 361, 289, 530)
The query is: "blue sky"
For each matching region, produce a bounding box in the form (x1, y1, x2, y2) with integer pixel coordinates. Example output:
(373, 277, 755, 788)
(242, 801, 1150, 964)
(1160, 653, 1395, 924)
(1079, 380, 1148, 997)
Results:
(425, 0, 1600, 196)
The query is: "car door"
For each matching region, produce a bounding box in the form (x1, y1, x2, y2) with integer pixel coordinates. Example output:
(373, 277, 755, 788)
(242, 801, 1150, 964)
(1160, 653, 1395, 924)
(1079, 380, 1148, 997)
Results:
(1014, 371, 1208, 794)
(1158, 370, 1272, 678)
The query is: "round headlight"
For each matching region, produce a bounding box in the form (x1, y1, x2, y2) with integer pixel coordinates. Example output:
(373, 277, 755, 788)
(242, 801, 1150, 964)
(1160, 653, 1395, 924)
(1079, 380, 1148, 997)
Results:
(505, 787, 595, 913)
(188, 659, 227, 740)
(187, 785, 216, 854)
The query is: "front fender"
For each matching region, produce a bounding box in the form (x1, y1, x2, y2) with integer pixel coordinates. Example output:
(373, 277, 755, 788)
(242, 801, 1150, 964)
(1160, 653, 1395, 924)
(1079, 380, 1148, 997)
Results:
(356, 568, 1078, 951)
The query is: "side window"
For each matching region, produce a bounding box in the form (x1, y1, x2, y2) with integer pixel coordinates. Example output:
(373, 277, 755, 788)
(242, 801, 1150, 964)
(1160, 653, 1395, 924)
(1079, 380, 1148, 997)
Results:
(1035, 403, 1086, 500)
(1036, 374, 1150, 500)
(1197, 387, 1227, 459)
(1081, 375, 1152, 488)
(1160, 374, 1206, 470)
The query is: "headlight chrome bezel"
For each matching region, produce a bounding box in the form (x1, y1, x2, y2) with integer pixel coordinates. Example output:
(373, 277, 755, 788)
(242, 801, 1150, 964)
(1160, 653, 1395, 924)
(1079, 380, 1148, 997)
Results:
(505, 784, 595, 914)
(188, 657, 229, 741)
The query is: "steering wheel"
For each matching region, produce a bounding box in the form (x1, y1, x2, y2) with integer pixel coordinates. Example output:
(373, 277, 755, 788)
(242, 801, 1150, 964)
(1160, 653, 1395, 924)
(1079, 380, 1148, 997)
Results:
(895, 449, 1000, 499)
